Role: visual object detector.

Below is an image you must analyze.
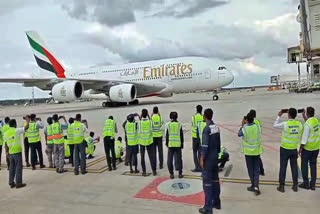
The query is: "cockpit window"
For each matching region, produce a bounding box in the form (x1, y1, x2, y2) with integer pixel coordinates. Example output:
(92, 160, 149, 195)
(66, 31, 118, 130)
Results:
(218, 67, 226, 70)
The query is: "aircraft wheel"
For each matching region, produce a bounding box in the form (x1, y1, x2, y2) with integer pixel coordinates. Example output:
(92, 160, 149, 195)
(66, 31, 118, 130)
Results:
(213, 95, 219, 101)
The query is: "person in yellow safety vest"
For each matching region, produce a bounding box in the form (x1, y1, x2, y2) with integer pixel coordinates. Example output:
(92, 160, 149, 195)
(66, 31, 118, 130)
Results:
(124, 114, 140, 174)
(22, 116, 32, 167)
(166, 112, 184, 179)
(138, 109, 157, 176)
(273, 108, 303, 193)
(191, 105, 203, 172)
(238, 113, 263, 196)
(2, 117, 11, 170)
(72, 114, 88, 175)
(151, 106, 164, 169)
(66, 118, 75, 166)
(0, 120, 3, 170)
(299, 107, 320, 191)
(44, 117, 55, 168)
(103, 115, 118, 171)
(27, 114, 45, 170)
(86, 132, 100, 159)
(110, 136, 124, 162)
(52, 114, 68, 174)
(249, 110, 265, 176)
(4, 118, 30, 189)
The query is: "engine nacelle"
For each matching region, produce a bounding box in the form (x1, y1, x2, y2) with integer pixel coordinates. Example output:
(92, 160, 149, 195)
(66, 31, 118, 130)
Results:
(52, 81, 83, 102)
(109, 84, 137, 102)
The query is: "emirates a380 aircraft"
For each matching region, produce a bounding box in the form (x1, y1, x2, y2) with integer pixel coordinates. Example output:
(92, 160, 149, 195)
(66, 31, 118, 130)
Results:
(0, 31, 234, 107)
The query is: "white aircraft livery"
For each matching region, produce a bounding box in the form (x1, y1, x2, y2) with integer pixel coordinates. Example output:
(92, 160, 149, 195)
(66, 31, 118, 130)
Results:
(0, 31, 234, 107)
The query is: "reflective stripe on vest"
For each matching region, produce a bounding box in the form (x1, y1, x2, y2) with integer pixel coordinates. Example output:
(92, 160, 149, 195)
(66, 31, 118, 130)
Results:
(304, 117, 320, 151)
(72, 121, 84, 144)
(192, 113, 203, 138)
(46, 125, 54, 144)
(197, 121, 207, 145)
(4, 128, 22, 154)
(27, 122, 41, 143)
(138, 119, 153, 146)
(167, 122, 181, 147)
(65, 125, 74, 144)
(241, 124, 262, 156)
(103, 119, 116, 138)
(52, 122, 64, 144)
(281, 120, 302, 150)
(125, 121, 138, 146)
(152, 114, 163, 137)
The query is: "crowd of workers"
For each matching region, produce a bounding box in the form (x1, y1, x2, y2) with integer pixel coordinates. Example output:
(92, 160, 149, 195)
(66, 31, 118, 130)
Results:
(0, 104, 319, 214)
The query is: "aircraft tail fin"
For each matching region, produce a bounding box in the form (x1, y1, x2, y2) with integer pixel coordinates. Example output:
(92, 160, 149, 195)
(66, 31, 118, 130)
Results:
(25, 31, 66, 78)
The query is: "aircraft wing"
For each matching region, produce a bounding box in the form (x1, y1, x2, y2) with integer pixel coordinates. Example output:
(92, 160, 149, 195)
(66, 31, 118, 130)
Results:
(0, 78, 167, 97)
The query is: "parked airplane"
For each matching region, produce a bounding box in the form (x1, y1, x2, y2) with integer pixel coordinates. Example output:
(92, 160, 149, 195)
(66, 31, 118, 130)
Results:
(0, 31, 234, 107)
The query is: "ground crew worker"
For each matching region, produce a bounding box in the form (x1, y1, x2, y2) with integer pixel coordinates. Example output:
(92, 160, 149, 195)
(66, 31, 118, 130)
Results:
(103, 116, 118, 171)
(273, 108, 302, 193)
(218, 147, 229, 172)
(152, 106, 164, 169)
(66, 118, 75, 166)
(238, 113, 263, 196)
(299, 107, 320, 190)
(199, 108, 221, 214)
(123, 113, 139, 166)
(2, 117, 11, 170)
(250, 110, 265, 176)
(72, 114, 88, 175)
(192, 105, 204, 172)
(0, 120, 3, 170)
(22, 116, 32, 167)
(44, 117, 54, 168)
(138, 109, 157, 176)
(27, 114, 45, 170)
(4, 118, 30, 189)
(166, 112, 184, 179)
(125, 114, 140, 174)
(111, 136, 124, 162)
(86, 132, 100, 159)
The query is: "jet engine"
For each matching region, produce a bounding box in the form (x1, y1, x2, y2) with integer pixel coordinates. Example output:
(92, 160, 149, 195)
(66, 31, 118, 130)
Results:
(52, 81, 83, 102)
(109, 84, 137, 103)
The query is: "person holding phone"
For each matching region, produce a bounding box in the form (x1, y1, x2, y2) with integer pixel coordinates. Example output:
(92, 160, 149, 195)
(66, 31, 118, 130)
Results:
(273, 108, 303, 192)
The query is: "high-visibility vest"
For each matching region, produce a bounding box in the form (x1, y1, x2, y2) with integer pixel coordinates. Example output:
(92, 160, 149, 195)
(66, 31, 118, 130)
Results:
(241, 124, 262, 156)
(167, 121, 182, 148)
(0, 124, 3, 146)
(218, 146, 226, 160)
(138, 119, 153, 146)
(152, 114, 163, 137)
(72, 121, 84, 144)
(46, 125, 54, 145)
(192, 113, 203, 138)
(2, 124, 9, 134)
(52, 122, 64, 144)
(197, 121, 207, 145)
(27, 122, 41, 143)
(281, 120, 303, 150)
(254, 119, 261, 128)
(4, 127, 22, 154)
(103, 119, 116, 138)
(304, 117, 320, 151)
(65, 125, 74, 145)
(125, 121, 138, 146)
(114, 140, 123, 158)
(85, 137, 95, 155)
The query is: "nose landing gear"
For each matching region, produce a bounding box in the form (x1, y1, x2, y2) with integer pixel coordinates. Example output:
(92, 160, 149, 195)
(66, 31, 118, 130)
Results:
(213, 94, 219, 101)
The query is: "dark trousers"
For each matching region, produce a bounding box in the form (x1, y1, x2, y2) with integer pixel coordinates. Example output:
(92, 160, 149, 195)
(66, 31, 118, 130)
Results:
(192, 138, 201, 169)
(29, 142, 44, 167)
(301, 149, 319, 188)
(259, 156, 265, 174)
(9, 153, 23, 185)
(167, 147, 182, 175)
(218, 152, 229, 169)
(202, 171, 220, 212)
(74, 142, 86, 173)
(24, 138, 30, 164)
(104, 137, 116, 168)
(128, 145, 139, 170)
(125, 139, 129, 165)
(69, 144, 75, 165)
(279, 147, 298, 186)
(154, 137, 163, 168)
(140, 144, 156, 173)
(245, 155, 260, 188)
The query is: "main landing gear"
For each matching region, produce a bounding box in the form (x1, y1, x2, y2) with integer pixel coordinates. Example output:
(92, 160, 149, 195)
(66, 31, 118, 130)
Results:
(102, 99, 139, 107)
(213, 94, 219, 101)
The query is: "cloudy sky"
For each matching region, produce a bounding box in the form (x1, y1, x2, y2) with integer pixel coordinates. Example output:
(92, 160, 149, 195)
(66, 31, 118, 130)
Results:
(0, 0, 302, 100)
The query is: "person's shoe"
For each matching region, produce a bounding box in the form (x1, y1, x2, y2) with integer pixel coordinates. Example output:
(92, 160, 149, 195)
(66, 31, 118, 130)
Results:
(130, 169, 134, 174)
(40, 165, 46, 169)
(159, 165, 163, 169)
(81, 171, 88, 175)
(74, 171, 79, 175)
(16, 183, 26, 189)
(170, 174, 174, 179)
(254, 187, 261, 196)
(213, 198, 221, 210)
(119, 159, 123, 163)
(9, 183, 16, 188)
(56, 168, 59, 173)
(26, 162, 31, 167)
(310, 186, 316, 191)
(112, 166, 117, 170)
(292, 185, 298, 192)
(191, 168, 201, 173)
(198, 207, 212, 214)
(260, 171, 265, 176)
(299, 182, 310, 190)
(32, 166, 36, 171)
(134, 169, 140, 174)
(277, 185, 285, 193)
(178, 174, 184, 179)
(152, 171, 157, 176)
(247, 186, 255, 192)
(35, 161, 39, 165)
(142, 172, 147, 177)
(218, 167, 223, 172)
(60, 169, 67, 173)
(124, 163, 129, 166)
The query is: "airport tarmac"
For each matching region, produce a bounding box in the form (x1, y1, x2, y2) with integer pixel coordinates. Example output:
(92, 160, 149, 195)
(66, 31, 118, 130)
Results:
(0, 88, 320, 214)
